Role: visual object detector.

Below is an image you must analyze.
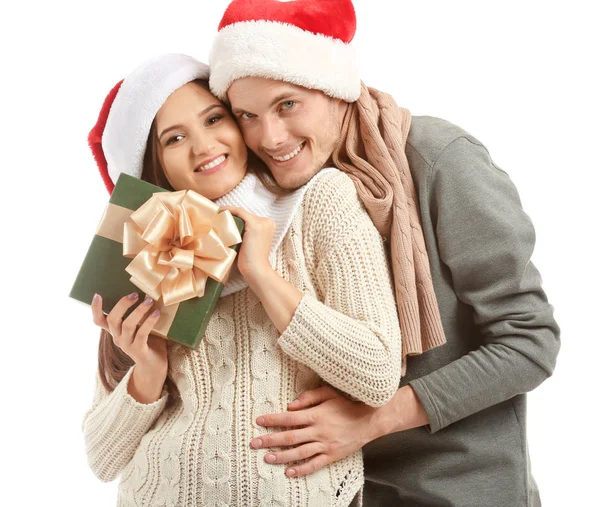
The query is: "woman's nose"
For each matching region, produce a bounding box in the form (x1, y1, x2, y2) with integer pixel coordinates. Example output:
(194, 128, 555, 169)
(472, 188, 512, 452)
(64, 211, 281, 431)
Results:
(191, 134, 215, 156)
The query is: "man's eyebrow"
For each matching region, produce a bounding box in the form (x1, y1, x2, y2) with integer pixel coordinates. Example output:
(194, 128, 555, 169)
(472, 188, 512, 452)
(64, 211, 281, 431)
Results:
(158, 104, 222, 139)
(231, 90, 298, 116)
(231, 106, 247, 115)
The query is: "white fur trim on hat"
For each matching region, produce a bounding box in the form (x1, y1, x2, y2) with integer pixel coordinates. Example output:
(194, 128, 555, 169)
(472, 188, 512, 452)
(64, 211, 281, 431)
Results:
(102, 54, 210, 184)
(209, 20, 360, 102)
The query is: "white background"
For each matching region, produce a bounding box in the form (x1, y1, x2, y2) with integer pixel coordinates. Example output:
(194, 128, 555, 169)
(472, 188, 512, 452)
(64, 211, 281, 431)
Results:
(1, 0, 598, 505)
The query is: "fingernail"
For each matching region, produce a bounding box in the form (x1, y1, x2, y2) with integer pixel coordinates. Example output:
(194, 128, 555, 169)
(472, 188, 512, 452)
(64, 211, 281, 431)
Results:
(144, 297, 153, 306)
(151, 309, 160, 318)
(257, 417, 265, 426)
(128, 292, 139, 300)
(288, 399, 300, 407)
(265, 454, 276, 463)
(251, 439, 263, 449)
(92, 293, 99, 304)
(287, 469, 296, 477)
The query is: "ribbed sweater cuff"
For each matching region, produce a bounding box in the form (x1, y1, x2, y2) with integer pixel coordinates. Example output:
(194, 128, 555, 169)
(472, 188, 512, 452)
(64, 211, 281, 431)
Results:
(114, 365, 169, 414)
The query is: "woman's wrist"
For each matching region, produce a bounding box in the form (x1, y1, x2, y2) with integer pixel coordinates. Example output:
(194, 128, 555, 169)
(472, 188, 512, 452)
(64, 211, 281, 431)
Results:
(242, 263, 277, 294)
(128, 365, 167, 404)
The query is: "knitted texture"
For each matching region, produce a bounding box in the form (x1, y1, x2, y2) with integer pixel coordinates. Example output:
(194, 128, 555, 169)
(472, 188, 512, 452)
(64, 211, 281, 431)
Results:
(333, 83, 446, 374)
(82, 170, 401, 506)
(215, 168, 337, 297)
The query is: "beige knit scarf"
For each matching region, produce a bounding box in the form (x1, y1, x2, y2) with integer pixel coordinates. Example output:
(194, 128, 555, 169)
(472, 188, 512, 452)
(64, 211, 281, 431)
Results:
(333, 82, 446, 374)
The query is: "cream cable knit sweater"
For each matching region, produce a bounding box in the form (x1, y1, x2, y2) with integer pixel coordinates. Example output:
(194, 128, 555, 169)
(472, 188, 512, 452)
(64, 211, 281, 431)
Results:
(82, 170, 402, 507)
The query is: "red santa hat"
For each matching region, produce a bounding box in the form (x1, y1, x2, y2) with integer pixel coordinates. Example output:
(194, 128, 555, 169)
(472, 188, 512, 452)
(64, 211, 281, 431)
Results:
(209, 0, 360, 102)
(88, 53, 210, 193)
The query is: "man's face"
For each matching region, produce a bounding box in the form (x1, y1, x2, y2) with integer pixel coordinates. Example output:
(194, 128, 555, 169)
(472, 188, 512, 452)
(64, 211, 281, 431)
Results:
(228, 77, 345, 190)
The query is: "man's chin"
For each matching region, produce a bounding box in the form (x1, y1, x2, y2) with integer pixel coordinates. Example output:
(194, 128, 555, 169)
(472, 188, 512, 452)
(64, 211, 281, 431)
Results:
(271, 166, 321, 190)
(273, 172, 314, 190)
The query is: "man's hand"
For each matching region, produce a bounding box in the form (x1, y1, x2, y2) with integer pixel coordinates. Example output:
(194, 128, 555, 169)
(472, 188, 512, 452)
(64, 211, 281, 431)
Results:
(250, 385, 380, 478)
(251, 384, 429, 477)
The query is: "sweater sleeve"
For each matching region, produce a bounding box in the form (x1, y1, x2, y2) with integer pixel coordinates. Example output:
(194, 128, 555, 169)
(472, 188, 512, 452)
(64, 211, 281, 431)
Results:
(278, 172, 402, 407)
(82, 365, 169, 482)
(409, 136, 560, 432)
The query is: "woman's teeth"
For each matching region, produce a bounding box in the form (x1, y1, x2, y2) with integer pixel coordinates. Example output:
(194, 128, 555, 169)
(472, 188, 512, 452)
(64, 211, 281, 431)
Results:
(198, 155, 226, 171)
(272, 143, 304, 162)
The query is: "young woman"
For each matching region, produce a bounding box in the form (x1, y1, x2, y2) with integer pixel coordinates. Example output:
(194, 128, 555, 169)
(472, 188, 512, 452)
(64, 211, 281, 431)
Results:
(83, 53, 401, 507)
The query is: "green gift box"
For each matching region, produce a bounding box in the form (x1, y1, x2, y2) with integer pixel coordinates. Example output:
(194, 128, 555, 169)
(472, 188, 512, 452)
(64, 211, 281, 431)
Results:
(69, 173, 244, 349)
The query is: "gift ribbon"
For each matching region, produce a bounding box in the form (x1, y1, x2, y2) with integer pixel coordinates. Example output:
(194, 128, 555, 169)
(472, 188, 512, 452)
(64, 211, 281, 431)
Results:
(96, 189, 242, 339)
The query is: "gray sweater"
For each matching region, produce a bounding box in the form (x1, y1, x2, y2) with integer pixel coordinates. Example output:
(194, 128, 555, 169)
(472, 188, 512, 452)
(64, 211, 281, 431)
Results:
(362, 116, 560, 506)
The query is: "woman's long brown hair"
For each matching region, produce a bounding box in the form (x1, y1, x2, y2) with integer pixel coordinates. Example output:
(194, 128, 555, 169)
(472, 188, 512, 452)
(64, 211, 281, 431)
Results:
(96, 79, 289, 400)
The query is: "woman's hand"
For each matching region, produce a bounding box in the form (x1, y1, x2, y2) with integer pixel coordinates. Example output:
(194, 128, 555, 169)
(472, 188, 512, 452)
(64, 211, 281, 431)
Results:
(91, 293, 168, 386)
(221, 206, 276, 284)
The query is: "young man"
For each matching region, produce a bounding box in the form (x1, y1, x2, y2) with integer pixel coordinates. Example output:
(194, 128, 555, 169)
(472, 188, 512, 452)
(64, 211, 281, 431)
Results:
(209, 1, 560, 505)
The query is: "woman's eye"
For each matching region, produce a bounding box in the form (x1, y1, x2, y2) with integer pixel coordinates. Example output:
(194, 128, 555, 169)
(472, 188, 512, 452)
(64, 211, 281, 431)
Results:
(281, 101, 295, 110)
(166, 134, 184, 146)
(207, 115, 223, 126)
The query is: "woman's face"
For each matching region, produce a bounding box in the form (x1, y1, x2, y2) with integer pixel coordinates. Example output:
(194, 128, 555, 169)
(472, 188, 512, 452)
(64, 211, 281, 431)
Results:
(155, 82, 248, 200)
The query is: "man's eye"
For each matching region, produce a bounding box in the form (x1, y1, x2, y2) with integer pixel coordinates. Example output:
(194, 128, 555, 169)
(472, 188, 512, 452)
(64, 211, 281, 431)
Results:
(166, 134, 184, 146)
(241, 112, 255, 120)
(281, 101, 295, 110)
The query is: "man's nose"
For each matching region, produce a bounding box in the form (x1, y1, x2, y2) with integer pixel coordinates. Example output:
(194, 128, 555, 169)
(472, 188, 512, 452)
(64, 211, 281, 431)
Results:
(260, 116, 287, 151)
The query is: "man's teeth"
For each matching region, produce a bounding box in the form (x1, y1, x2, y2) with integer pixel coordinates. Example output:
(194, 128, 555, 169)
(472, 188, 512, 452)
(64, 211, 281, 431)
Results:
(199, 155, 226, 171)
(272, 143, 303, 162)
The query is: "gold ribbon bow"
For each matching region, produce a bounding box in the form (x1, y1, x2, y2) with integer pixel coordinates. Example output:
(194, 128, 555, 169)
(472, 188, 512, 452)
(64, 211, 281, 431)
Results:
(122, 190, 242, 306)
